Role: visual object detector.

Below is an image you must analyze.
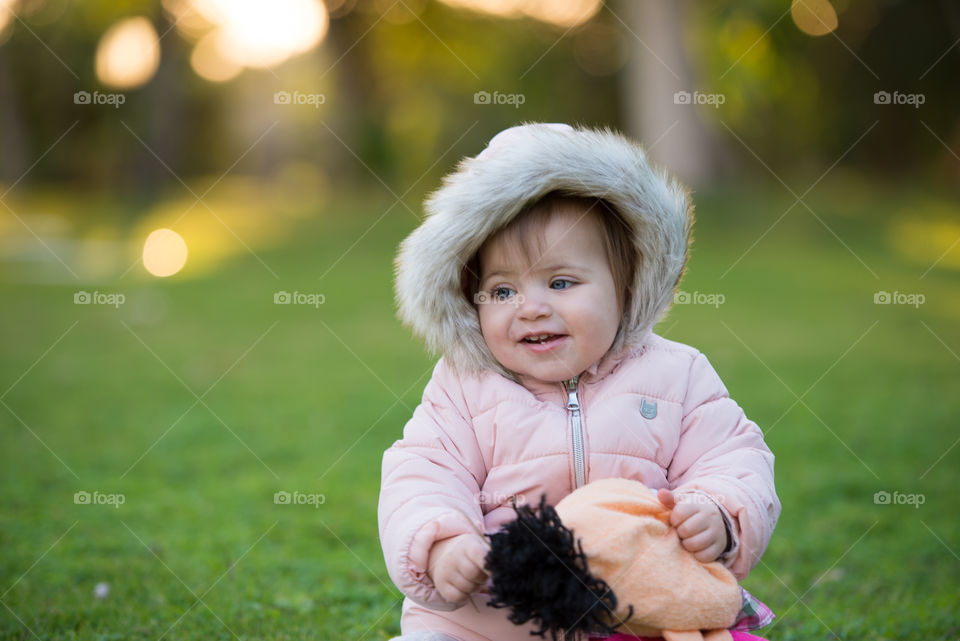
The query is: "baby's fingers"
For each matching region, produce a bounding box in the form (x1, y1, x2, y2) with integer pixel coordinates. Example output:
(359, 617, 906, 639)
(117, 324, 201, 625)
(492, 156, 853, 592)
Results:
(689, 539, 726, 563)
(657, 488, 676, 509)
(439, 567, 485, 603)
(436, 578, 469, 604)
(464, 537, 491, 569)
(680, 528, 715, 552)
(675, 510, 712, 538)
(668, 501, 700, 529)
(678, 524, 726, 563)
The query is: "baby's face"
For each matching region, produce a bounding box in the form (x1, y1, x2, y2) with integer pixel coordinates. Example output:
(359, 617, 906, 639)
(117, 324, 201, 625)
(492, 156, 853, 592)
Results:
(476, 207, 621, 385)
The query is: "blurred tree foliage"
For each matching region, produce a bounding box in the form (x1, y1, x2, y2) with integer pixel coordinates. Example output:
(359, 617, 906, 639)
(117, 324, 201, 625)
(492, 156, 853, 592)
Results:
(687, 0, 960, 182)
(0, 0, 956, 209)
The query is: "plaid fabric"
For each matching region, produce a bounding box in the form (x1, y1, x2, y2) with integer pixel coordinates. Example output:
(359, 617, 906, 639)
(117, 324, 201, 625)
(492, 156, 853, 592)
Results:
(588, 587, 774, 641)
(731, 587, 775, 631)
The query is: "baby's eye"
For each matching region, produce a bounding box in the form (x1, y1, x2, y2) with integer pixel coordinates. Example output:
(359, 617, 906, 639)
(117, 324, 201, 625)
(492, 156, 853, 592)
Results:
(549, 279, 573, 290)
(492, 287, 516, 300)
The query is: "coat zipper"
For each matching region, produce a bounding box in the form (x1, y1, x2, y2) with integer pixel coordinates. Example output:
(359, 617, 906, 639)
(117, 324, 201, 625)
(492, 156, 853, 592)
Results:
(564, 376, 586, 489)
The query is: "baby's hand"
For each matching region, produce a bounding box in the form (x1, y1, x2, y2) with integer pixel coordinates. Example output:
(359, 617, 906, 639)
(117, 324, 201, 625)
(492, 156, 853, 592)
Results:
(658, 488, 727, 563)
(427, 533, 490, 606)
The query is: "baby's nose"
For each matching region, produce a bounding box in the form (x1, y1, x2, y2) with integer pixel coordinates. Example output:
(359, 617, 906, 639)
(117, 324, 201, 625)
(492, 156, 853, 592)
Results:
(515, 291, 551, 320)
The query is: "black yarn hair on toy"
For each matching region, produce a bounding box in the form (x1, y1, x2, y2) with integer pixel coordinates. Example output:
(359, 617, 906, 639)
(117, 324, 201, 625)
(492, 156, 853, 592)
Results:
(485, 495, 631, 641)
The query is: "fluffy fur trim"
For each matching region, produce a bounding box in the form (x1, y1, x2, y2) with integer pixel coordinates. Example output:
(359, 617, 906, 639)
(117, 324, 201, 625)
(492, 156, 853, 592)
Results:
(395, 123, 692, 378)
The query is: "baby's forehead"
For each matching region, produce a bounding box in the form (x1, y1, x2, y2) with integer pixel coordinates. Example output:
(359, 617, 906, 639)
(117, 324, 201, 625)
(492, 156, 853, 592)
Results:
(479, 207, 606, 274)
(478, 241, 541, 275)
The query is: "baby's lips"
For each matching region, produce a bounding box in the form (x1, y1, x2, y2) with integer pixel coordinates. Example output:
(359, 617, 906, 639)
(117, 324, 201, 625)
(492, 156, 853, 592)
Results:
(517, 332, 565, 343)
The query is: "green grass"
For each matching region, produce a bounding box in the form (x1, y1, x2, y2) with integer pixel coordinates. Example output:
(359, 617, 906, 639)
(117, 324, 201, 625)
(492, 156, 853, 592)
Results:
(1, 186, 958, 640)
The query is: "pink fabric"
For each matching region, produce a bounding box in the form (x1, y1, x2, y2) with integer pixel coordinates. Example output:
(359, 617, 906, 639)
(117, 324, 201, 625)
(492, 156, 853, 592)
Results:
(597, 633, 768, 641)
(379, 332, 780, 641)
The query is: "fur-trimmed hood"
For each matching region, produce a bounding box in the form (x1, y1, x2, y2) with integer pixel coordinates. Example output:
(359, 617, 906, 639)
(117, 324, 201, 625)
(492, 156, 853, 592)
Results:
(394, 123, 693, 379)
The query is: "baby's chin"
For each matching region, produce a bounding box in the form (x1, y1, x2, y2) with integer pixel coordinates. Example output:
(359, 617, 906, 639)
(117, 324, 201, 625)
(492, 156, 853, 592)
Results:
(512, 364, 584, 385)
(509, 352, 610, 385)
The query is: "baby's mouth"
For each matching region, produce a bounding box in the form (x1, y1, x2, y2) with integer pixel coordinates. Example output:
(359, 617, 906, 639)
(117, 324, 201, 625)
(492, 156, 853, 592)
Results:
(521, 334, 565, 344)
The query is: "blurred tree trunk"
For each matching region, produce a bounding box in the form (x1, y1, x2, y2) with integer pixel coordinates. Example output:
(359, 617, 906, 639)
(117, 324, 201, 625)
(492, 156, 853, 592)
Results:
(0, 46, 27, 186)
(619, 0, 721, 187)
(131, 12, 186, 205)
(324, 11, 391, 185)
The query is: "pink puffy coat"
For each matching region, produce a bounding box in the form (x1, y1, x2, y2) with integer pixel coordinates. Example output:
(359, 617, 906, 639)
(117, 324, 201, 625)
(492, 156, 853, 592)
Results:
(379, 334, 778, 641)
(381, 124, 780, 641)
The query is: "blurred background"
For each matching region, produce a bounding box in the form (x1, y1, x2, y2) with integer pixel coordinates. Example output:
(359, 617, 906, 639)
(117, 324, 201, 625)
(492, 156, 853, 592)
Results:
(1, 0, 958, 639)
(1, 0, 959, 280)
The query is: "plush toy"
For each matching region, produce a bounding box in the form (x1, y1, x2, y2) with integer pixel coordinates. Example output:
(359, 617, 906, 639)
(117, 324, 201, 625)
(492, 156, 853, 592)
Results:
(484, 478, 769, 641)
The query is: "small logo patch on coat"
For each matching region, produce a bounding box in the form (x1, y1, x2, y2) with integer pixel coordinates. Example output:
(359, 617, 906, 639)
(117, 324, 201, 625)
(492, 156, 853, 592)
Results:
(640, 398, 657, 419)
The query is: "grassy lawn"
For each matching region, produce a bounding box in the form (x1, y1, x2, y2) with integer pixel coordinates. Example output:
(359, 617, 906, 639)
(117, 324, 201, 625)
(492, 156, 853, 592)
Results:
(1, 185, 958, 640)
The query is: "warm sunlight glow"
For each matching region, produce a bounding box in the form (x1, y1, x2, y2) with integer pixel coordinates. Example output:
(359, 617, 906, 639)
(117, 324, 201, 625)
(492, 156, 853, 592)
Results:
(143, 228, 188, 277)
(95, 17, 161, 89)
(890, 215, 960, 271)
(0, 0, 17, 38)
(526, 0, 602, 27)
(791, 0, 838, 37)
(438, 0, 601, 27)
(190, 0, 328, 69)
(190, 32, 243, 82)
(161, 0, 212, 39)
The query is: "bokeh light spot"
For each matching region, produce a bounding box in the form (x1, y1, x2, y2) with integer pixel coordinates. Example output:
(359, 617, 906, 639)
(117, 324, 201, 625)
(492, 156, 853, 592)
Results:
(95, 17, 161, 89)
(791, 0, 838, 37)
(438, 0, 601, 28)
(190, 32, 243, 82)
(143, 228, 188, 277)
(190, 0, 328, 69)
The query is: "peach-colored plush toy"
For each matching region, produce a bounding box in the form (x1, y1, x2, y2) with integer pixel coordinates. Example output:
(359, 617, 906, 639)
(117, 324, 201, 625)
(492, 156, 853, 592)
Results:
(486, 478, 742, 641)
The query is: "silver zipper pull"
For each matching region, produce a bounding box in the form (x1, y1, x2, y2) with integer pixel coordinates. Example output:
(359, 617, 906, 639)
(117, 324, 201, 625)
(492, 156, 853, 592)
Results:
(565, 376, 580, 410)
(564, 376, 586, 488)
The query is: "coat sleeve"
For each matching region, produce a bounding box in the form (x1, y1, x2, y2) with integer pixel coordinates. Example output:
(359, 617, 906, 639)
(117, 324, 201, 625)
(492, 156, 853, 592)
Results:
(378, 360, 487, 609)
(666, 351, 781, 579)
